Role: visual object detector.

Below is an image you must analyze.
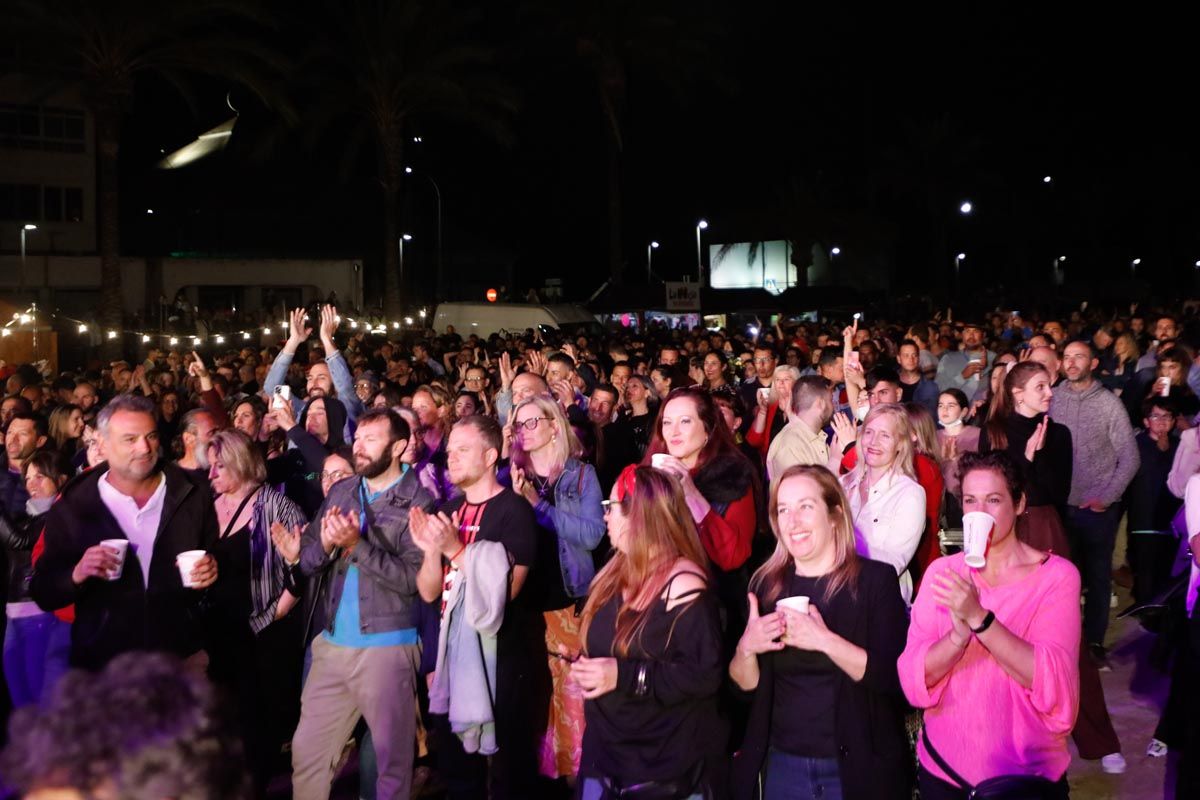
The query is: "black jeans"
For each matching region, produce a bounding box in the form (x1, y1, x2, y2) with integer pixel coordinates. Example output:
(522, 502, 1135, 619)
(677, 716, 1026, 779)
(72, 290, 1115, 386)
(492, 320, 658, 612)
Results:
(1065, 505, 1121, 646)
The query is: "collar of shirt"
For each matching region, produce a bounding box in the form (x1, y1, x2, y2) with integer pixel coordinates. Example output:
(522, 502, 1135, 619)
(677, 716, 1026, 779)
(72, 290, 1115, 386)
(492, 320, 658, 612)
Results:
(783, 416, 825, 444)
(98, 470, 166, 521)
(843, 465, 904, 500)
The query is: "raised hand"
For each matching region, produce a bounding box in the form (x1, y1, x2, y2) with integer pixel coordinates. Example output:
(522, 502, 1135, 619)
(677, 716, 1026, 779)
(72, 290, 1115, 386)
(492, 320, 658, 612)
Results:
(270, 522, 302, 563)
(526, 349, 548, 377)
(1024, 416, 1049, 462)
(287, 307, 312, 350)
(499, 351, 516, 390)
(319, 304, 339, 347)
(830, 412, 857, 450)
(72, 543, 122, 584)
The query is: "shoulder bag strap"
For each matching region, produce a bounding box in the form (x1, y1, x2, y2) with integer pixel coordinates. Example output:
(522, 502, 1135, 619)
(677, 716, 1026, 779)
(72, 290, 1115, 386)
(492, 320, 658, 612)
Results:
(921, 724, 973, 791)
(221, 485, 261, 538)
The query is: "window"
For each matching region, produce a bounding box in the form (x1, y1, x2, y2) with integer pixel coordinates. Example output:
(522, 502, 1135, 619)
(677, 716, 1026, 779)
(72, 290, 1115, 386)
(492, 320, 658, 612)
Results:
(0, 104, 86, 151)
(43, 186, 63, 221)
(64, 188, 83, 222)
(0, 184, 84, 222)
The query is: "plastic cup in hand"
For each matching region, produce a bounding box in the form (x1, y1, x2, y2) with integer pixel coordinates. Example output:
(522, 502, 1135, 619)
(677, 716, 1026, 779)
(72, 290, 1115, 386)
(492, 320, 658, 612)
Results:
(101, 539, 128, 581)
(776, 596, 810, 615)
(176, 550, 207, 587)
(651, 453, 671, 470)
(1157, 377, 1171, 398)
(961, 512, 995, 569)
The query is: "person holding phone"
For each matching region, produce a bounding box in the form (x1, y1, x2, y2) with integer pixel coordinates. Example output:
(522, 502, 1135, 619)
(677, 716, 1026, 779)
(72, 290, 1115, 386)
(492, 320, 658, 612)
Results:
(935, 321, 995, 400)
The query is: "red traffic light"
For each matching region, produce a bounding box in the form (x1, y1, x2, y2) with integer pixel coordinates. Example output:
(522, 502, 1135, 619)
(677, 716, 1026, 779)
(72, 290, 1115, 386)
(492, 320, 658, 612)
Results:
(486, 288, 498, 302)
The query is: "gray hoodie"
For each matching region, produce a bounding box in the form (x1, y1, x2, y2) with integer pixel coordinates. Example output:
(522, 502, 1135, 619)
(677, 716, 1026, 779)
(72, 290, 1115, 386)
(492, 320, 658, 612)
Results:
(1051, 379, 1140, 507)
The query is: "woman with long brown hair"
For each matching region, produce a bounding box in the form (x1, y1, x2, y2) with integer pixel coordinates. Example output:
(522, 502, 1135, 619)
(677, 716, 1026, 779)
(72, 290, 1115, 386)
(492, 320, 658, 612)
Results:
(630, 386, 760, 575)
(572, 467, 724, 799)
(731, 464, 911, 799)
(981, 362, 1073, 555)
(979, 360, 1123, 769)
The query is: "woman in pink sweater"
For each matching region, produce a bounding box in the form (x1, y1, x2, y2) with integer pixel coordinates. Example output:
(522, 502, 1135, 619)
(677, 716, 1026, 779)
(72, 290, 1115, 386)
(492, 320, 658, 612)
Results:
(899, 450, 1081, 798)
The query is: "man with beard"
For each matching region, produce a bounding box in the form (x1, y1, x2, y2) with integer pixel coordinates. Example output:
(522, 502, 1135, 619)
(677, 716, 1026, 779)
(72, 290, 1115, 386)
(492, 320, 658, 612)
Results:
(290, 408, 435, 800)
(935, 320, 995, 399)
(174, 408, 218, 480)
(30, 395, 219, 670)
(264, 306, 364, 442)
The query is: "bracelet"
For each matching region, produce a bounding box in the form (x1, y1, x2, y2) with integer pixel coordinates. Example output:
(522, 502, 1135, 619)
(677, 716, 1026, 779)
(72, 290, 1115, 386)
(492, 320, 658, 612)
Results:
(970, 610, 996, 635)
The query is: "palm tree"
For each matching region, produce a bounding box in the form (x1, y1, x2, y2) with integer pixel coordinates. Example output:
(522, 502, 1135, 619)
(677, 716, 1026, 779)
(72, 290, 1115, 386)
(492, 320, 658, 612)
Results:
(530, 0, 726, 285)
(4, 0, 291, 352)
(282, 0, 516, 318)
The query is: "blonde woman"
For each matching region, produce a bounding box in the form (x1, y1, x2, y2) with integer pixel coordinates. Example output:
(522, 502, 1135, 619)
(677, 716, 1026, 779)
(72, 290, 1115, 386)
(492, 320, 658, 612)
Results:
(573, 467, 723, 799)
(205, 428, 308, 787)
(47, 403, 84, 456)
(730, 464, 910, 799)
(510, 395, 605, 781)
(839, 403, 926, 604)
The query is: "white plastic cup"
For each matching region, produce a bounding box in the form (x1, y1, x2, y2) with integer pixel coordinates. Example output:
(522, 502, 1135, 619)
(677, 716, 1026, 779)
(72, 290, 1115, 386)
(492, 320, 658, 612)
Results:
(1157, 377, 1171, 398)
(777, 595, 810, 615)
(757, 387, 772, 403)
(650, 453, 672, 470)
(100, 539, 129, 581)
(176, 550, 207, 587)
(961, 511, 996, 569)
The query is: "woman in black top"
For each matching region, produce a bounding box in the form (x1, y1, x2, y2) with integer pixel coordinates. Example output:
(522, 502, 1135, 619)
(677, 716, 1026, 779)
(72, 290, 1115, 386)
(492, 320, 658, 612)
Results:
(980, 362, 1073, 556)
(980, 361, 1122, 763)
(730, 464, 910, 800)
(206, 428, 308, 792)
(573, 466, 725, 799)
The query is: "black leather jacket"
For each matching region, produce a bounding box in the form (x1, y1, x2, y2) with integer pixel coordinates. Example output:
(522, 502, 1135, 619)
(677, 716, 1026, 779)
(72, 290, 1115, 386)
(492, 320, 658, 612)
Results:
(1, 510, 46, 604)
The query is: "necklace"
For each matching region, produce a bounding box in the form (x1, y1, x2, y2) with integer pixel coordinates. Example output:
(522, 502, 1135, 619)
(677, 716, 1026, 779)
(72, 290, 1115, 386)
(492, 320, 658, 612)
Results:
(529, 471, 554, 498)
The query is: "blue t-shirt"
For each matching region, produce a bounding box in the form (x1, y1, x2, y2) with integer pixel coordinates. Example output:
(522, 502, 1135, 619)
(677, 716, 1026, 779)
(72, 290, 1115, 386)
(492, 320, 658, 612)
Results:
(324, 472, 418, 648)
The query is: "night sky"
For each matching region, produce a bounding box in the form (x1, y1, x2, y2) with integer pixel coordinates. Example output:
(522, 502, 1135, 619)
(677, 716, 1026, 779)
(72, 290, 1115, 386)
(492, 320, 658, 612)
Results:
(114, 6, 1200, 308)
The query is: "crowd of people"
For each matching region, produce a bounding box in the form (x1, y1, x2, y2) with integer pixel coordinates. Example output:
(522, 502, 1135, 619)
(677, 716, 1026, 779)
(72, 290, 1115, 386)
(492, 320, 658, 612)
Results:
(1, 300, 1199, 799)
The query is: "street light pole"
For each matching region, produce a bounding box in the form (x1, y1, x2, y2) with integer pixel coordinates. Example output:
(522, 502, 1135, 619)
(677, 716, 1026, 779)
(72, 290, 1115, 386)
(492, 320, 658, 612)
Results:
(647, 241, 659, 282)
(695, 220, 708, 285)
(399, 233, 413, 307)
(406, 166, 443, 299)
(1130, 257, 1141, 278)
(1053, 255, 1066, 286)
(19, 224, 36, 292)
(954, 252, 965, 297)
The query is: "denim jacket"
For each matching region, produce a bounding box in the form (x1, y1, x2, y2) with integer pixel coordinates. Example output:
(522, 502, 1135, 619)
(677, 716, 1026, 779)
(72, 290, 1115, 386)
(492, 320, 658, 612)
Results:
(508, 458, 605, 599)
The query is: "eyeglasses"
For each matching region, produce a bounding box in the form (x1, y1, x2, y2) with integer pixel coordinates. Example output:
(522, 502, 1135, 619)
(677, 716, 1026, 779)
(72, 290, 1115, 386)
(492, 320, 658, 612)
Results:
(464, 377, 484, 384)
(515, 416, 553, 431)
(1148, 413, 1175, 422)
(321, 470, 353, 482)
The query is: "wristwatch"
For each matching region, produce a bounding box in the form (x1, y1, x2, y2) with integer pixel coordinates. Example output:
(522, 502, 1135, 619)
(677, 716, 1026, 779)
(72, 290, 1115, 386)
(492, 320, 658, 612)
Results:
(970, 610, 996, 635)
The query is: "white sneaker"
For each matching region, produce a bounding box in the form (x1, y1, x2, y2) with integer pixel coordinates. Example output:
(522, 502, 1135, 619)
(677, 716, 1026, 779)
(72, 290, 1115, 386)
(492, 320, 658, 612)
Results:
(1101, 753, 1127, 774)
(1147, 739, 1168, 758)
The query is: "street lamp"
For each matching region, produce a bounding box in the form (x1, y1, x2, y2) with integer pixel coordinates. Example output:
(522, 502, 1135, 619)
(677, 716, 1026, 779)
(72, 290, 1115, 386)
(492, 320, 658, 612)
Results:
(831, 246, 841, 256)
(19, 224, 36, 284)
(959, 201, 973, 215)
(405, 166, 443, 296)
(399, 233, 413, 304)
(647, 240, 659, 281)
(695, 220, 708, 284)
(1131, 257, 1141, 277)
(1042, 176, 1052, 184)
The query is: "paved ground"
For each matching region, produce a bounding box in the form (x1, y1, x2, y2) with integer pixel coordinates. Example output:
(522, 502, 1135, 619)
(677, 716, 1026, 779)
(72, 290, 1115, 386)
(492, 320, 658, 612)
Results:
(1069, 523, 1179, 800)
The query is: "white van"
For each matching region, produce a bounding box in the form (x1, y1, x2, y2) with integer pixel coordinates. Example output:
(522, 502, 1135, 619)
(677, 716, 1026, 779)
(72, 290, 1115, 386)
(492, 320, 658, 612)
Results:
(432, 302, 601, 337)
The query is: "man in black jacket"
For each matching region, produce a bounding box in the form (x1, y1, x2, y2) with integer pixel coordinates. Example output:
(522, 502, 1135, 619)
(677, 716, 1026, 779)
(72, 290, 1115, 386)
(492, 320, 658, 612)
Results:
(30, 395, 219, 671)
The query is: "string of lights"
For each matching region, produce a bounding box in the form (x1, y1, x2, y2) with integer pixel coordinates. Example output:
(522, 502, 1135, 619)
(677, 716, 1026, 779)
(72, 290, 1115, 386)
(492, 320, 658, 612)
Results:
(0, 305, 430, 346)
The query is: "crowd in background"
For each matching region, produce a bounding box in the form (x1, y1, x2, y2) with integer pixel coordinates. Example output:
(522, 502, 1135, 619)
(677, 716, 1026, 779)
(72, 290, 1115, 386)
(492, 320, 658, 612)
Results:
(1, 299, 1199, 799)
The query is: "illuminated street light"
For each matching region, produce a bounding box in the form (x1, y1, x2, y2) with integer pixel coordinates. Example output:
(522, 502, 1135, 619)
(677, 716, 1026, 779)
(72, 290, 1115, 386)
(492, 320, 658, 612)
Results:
(959, 201, 973, 215)
(647, 240, 659, 280)
(696, 220, 708, 284)
(831, 246, 841, 256)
